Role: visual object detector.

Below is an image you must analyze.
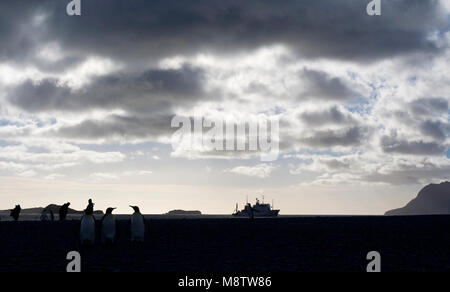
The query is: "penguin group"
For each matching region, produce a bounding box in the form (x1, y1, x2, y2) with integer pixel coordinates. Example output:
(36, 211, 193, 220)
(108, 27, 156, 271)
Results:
(79, 200, 145, 246)
(8, 200, 146, 245)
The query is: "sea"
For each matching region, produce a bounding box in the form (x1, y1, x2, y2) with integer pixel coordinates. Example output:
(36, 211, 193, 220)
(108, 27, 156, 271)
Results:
(0, 213, 372, 221)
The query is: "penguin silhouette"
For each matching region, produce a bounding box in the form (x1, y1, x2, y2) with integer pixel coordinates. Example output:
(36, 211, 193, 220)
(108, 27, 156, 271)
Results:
(59, 203, 70, 221)
(101, 208, 116, 245)
(130, 206, 145, 243)
(10, 205, 21, 222)
(80, 203, 96, 246)
(86, 199, 94, 215)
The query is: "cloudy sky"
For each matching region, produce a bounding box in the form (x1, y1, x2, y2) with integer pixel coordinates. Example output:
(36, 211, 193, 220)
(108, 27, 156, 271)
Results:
(0, 0, 449, 214)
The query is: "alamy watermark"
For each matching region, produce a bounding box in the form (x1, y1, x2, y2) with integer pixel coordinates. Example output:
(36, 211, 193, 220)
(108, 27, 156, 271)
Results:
(367, 0, 381, 16)
(66, 0, 81, 16)
(66, 251, 81, 272)
(66, 1, 380, 17)
(366, 251, 381, 272)
(171, 116, 279, 162)
(64, 249, 379, 272)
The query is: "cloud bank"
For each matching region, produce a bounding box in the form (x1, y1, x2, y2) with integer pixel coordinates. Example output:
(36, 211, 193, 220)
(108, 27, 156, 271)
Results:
(0, 0, 448, 188)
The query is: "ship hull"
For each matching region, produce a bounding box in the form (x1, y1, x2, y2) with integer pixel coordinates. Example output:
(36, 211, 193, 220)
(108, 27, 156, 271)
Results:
(233, 210, 280, 217)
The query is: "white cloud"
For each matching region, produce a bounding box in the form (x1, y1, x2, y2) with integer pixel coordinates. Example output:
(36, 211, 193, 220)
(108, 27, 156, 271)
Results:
(0, 144, 125, 175)
(90, 172, 119, 180)
(138, 170, 153, 176)
(226, 164, 276, 178)
(17, 170, 37, 178)
(0, 10, 449, 189)
(441, 0, 450, 13)
(44, 173, 66, 180)
(123, 170, 153, 176)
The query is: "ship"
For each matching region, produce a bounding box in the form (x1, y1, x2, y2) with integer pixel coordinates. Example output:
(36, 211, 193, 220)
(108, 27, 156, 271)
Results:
(233, 197, 280, 217)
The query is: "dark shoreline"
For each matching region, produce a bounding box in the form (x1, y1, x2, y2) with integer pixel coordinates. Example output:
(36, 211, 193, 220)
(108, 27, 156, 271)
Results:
(1, 216, 449, 272)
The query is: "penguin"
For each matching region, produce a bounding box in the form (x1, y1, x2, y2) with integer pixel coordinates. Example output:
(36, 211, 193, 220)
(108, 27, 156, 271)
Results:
(10, 205, 21, 222)
(86, 199, 94, 215)
(80, 199, 96, 245)
(80, 211, 96, 246)
(130, 206, 145, 242)
(101, 208, 116, 245)
(59, 203, 70, 221)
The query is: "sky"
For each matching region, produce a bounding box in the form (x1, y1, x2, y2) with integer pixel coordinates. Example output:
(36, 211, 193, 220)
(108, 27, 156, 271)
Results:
(0, 0, 449, 214)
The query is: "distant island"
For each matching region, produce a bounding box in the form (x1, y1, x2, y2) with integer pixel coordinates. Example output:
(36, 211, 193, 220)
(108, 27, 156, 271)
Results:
(385, 181, 450, 215)
(0, 204, 103, 215)
(165, 210, 202, 216)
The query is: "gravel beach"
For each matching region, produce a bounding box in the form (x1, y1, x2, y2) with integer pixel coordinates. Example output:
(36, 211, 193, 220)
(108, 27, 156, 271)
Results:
(1, 216, 449, 272)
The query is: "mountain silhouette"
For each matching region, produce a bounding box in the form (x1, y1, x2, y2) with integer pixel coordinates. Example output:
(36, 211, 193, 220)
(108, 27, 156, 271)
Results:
(0, 204, 103, 215)
(385, 181, 450, 215)
(166, 209, 202, 215)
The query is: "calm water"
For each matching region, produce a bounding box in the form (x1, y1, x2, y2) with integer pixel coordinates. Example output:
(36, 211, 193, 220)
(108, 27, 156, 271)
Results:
(0, 213, 235, 221)
(0, 213, 377, 221)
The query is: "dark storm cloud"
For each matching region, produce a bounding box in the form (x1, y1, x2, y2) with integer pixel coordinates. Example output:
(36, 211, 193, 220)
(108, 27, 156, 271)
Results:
(380, 134, 447, 155)
(322, 159, 351, 170)
(0, 0, 448, 67)
(363, 162, 450, 185)
(419, 120, 449, 140)
(8, 65, 208, 113)
(410, 97, 449, 116)
(245, 81, 272, 96)
(279, 112, 370, 150)
(299, 106, 357, 126)
(0, 1, 41, 62)
(299, 69, 359, 101)
(7, 65, 214, 140)
(301, 126, 368, 148)
(55, 114, 175, 140)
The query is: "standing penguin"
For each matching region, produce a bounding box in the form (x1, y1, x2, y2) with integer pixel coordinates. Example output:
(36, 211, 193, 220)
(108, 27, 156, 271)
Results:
(80, 201, 95, 246)
(59, 203, 70, 221)
(101, 208, 116, 245)
(10, 205, 21, 221)
(86, 199, 94, 215)
(130, 206, 145, 242)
